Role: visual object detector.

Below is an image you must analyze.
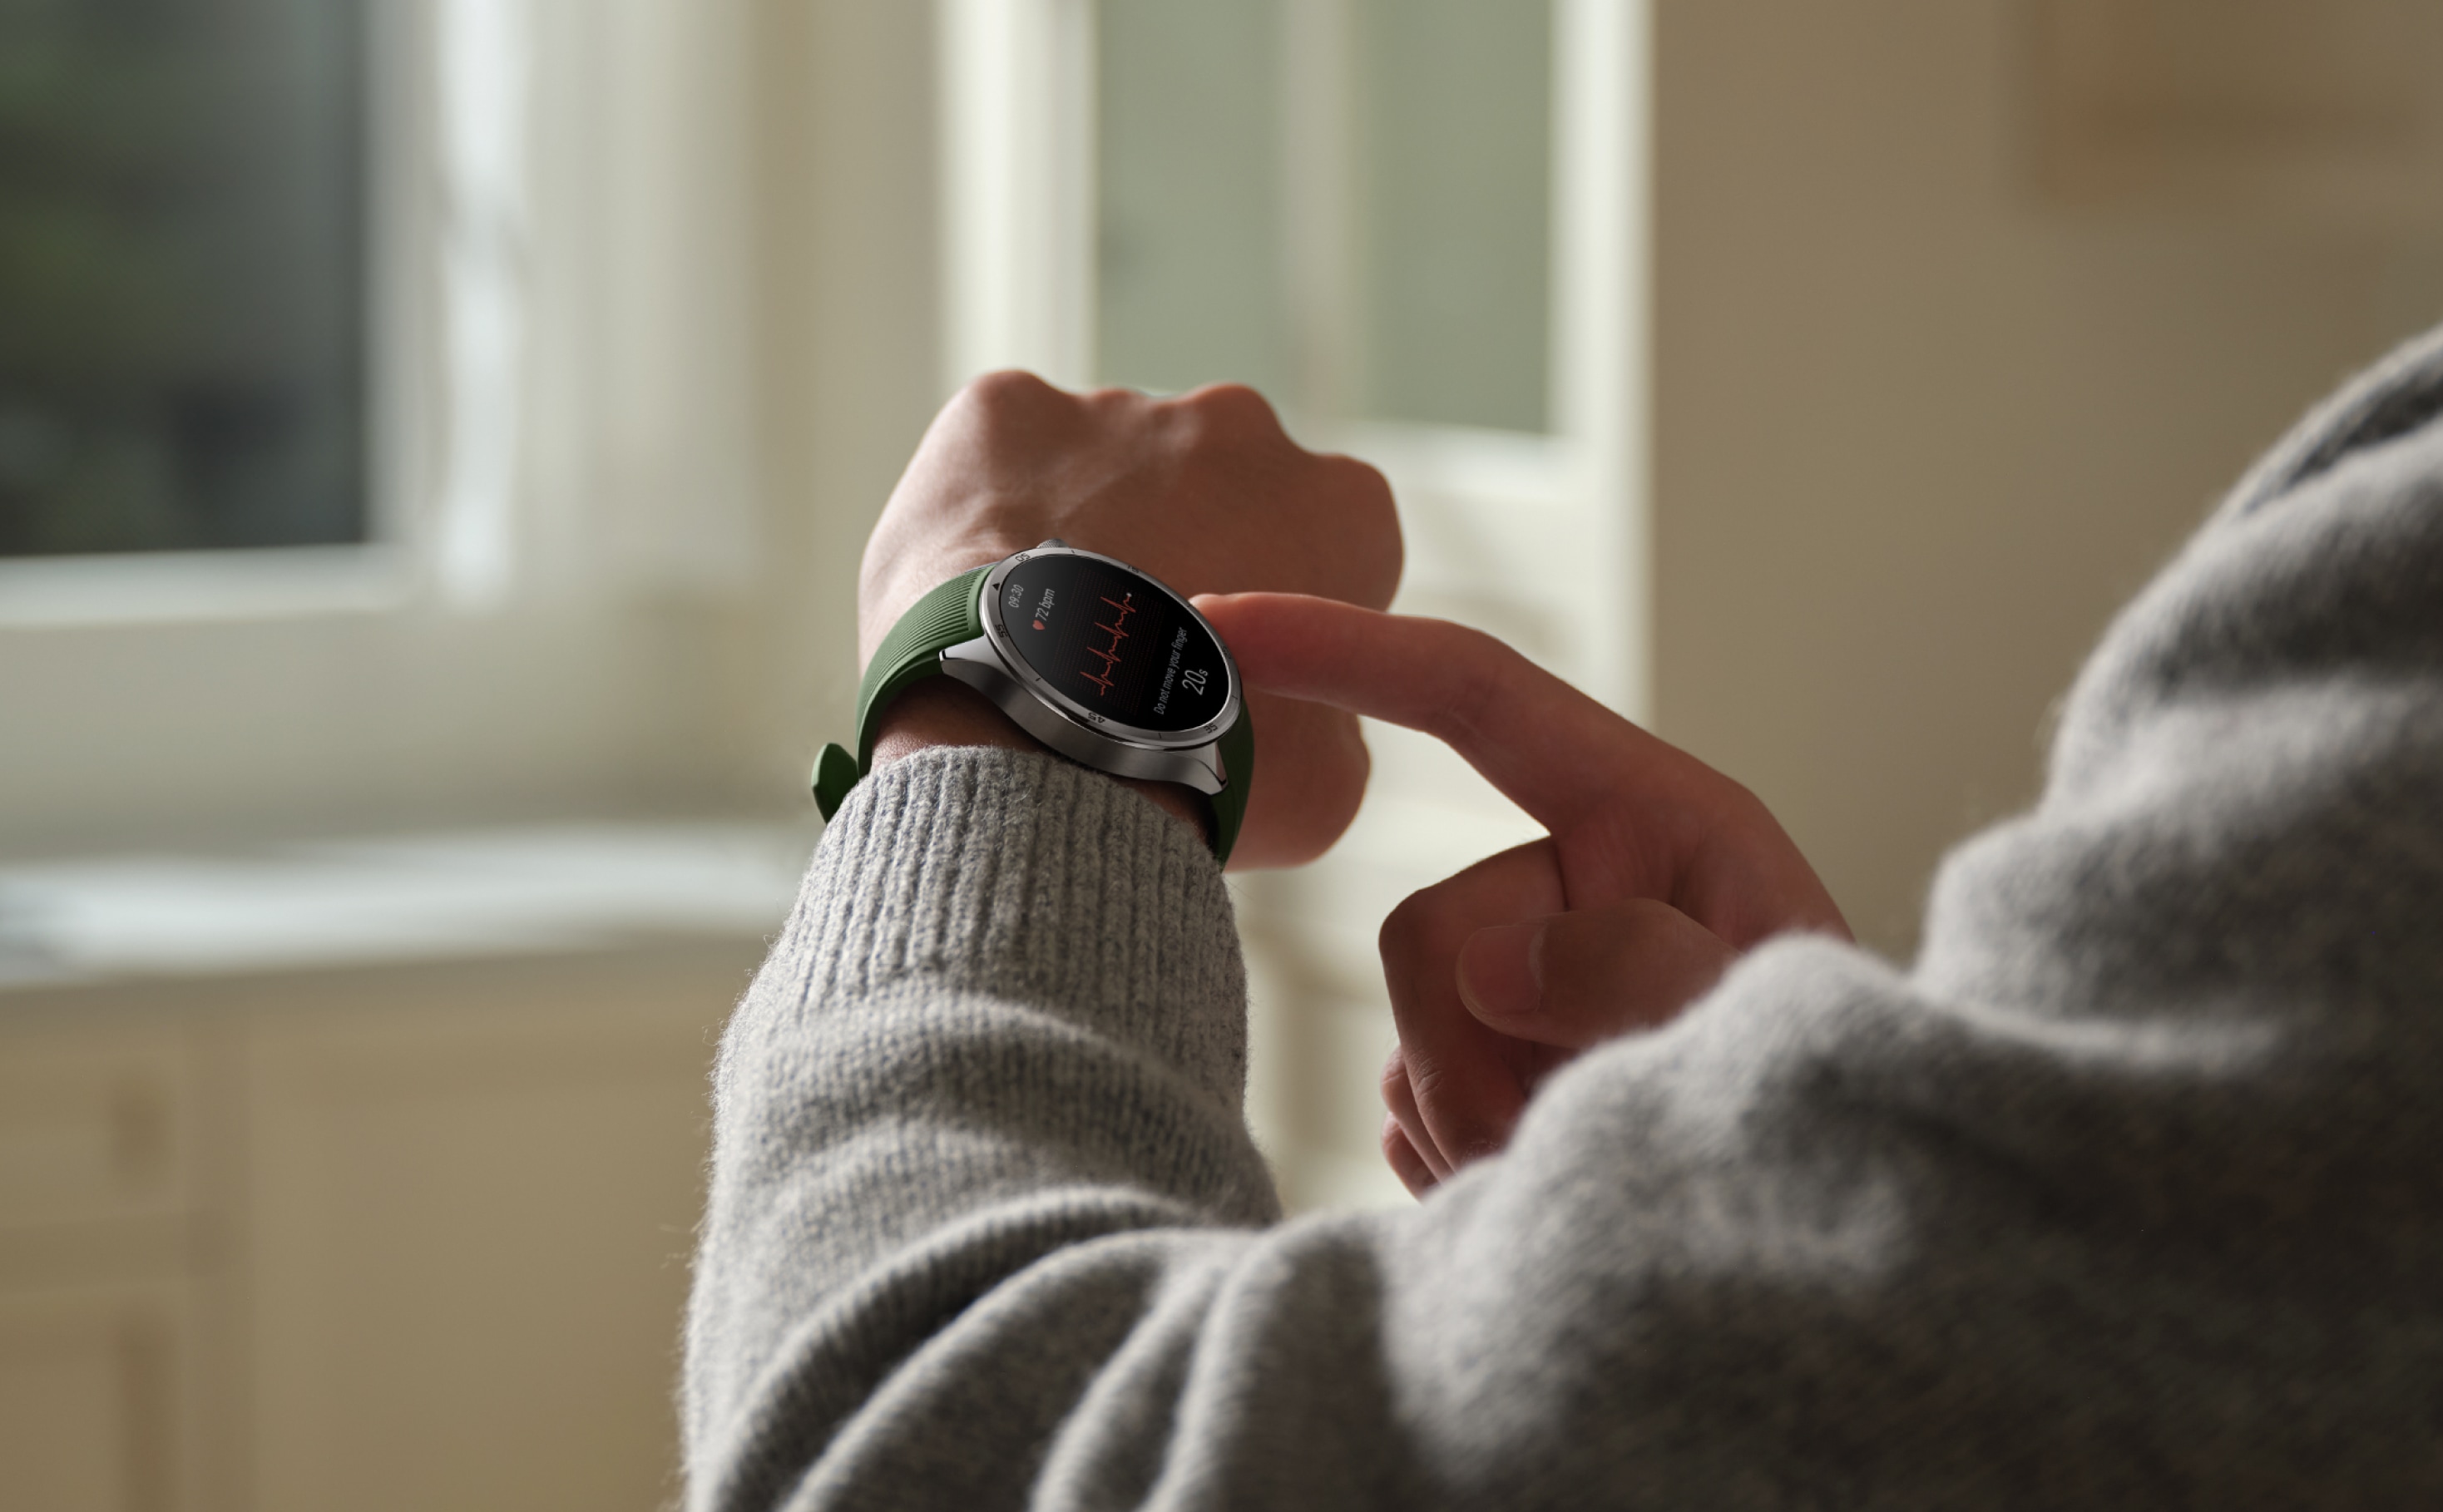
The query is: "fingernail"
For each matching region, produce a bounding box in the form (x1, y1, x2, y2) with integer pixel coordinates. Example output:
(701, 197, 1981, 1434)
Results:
(1456, 921, 1546, 1020)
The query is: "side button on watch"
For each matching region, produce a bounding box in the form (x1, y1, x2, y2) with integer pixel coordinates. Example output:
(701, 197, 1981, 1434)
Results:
(812, 541, 1255, 864)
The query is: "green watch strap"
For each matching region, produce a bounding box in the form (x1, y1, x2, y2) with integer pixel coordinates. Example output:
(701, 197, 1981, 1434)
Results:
(810, 559, 1255, 866)
(811, 566, 988, 820)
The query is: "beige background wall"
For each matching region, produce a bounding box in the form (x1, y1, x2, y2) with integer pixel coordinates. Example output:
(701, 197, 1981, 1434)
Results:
(1650, 0, 2443, 956)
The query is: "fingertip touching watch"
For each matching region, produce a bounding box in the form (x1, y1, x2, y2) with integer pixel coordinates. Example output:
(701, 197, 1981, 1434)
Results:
(812, 541, 1254, 864)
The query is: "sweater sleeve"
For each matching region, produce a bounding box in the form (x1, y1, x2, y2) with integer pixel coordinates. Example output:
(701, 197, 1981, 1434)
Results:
(685, 328, 2443, 1511)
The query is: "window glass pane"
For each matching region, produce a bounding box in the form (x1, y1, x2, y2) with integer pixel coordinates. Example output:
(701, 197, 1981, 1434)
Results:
(1093, 0, 1290, 403)
(1093, 0, 1550, 434)
(1352, 0, 1550, 433)
(0, 0, 367, 558)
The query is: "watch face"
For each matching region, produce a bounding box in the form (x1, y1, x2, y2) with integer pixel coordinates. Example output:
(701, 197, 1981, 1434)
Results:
(995, 552, 1232, 734)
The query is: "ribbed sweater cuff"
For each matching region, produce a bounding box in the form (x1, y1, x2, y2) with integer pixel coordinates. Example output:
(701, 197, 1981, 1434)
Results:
(796, 746, 1251, 1111)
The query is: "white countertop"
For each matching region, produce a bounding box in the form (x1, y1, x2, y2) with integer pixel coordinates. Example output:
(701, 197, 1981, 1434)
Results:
(0, 823, 815, 990)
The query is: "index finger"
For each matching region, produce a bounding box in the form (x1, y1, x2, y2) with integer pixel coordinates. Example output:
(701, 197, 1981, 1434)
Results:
(1199, 591, 1706, 835)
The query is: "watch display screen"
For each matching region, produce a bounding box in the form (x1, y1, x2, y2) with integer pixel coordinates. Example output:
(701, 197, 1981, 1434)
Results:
(996, 553, 1231, 733)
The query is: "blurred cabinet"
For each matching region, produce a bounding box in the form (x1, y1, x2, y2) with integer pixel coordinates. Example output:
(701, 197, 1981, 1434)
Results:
(0, 1026, 217, 1512)
(0, 940, 761, 1512)
(0, 1282, 196, 1512)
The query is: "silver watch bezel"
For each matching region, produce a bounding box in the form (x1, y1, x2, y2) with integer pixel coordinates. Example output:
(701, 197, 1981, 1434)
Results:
(956, 543, 1243, 760)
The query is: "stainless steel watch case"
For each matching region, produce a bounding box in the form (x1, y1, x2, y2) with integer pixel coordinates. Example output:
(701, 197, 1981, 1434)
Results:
(937, 541, 1243, 796)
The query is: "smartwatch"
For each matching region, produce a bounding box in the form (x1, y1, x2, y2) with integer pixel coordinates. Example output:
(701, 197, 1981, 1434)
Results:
(811, 541, 1254, 864)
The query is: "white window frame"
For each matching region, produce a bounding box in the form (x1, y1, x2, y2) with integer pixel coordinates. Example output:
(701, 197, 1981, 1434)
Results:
(0, 0, 429, 628)
(0, 0, 765, 856)
(936, 0, 1653, 1210)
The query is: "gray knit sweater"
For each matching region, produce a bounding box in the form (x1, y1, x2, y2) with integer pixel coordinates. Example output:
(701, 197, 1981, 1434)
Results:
(685, 328, 2443, 1510)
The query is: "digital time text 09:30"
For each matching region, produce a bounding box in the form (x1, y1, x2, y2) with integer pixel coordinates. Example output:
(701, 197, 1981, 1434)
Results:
(998, 555, 1229, 734)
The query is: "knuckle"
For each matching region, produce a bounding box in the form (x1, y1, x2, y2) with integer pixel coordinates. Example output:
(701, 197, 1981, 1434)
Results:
(1081, 383, 1152, 413)
(1311, 453, 1402, 604)
(1382, 1120, 1437, 1195)
(1184, 381, 1280, 429)
(958, 368, 1061, 418)
(1436, 620, 1534, 747)
(1323, 452, 1392, 508)
(966, 367, 1051, 400)
(1377, 887, 1451, 963)
(1435, 622, 1518, 744)
(1379, 1051, 1409, 1106)
(1380, 1116, 1409, 1162)
(1167, 382, 1287, 451)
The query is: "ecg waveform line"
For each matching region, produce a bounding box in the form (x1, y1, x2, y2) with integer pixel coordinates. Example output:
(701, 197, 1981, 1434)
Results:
(1080, 592, 1135, 697)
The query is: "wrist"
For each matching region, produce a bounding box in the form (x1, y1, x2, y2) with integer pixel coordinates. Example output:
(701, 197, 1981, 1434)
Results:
(870, 680, 1212, 839)
(858, 532, 1030, 664)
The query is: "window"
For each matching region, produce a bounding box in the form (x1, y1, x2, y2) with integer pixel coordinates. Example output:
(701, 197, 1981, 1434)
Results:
(1091, 0, 1555, 433)
(0, 0, 774, 859)
(0, 0, 369, 558)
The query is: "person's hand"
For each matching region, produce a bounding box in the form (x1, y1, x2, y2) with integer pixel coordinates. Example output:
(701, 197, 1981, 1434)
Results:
(1198, 591, 1850, 1195)
(860, 372, 1401, 869)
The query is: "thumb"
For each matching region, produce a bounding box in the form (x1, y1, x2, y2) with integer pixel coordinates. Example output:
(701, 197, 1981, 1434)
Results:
(1455, 898, 1738, 1050)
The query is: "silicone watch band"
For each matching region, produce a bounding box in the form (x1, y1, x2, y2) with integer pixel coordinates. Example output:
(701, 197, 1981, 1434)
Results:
(810, 563, 1254, 864)
(812, 565, 989, 821)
